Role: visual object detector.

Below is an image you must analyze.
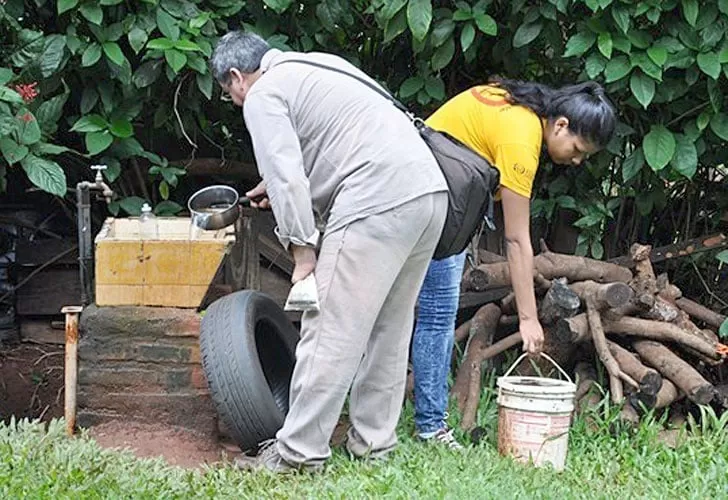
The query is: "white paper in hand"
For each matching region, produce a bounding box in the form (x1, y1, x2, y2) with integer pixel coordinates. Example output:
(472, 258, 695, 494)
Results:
(284, 273, 320, 312)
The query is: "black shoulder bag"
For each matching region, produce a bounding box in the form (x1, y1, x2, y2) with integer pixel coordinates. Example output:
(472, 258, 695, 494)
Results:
(278, 59, 500, 260)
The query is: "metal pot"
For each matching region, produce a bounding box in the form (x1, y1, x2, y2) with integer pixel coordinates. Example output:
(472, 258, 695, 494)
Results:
(188, 185, 241, 230)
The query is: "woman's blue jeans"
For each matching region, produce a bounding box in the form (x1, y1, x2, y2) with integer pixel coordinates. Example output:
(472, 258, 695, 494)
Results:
(412, 251, 467, 434)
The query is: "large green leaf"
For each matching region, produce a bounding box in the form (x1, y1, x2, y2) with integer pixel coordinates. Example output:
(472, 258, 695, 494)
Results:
(16, 111, 41, 145)
(513, 22, 542, 48)
(57, 0, 78, 15)
(604, 56, 631, 82)
(643, 125, 676, 171)
(0, 87, 24, 105)
(40, 35, 66, 78)
(681, 0, 699, 26)
(10, 30, 45, 68)
(86, 131, 114, 155)
(0, 69, 13, 86)
(0, 137, 29, 164)
(71, 114, 108, 132)
(32, 142, 71, 156)
(709, 113, 728, 140)
(20, 154, 67, 196)
(174, 39, 201, 52)
(597, 32, 613, 58)
(407, 0, 432, 41)
(128, 28, 148, 54)
(164, 49, 187, 73)
(647, 47, 668, 67)
(109, 119, 133, 138)
(196, 72, 212, 100)
(564, 31, 597, 57)
(146, 38, 176, 50)
(119, 196, 146, 215)
(697, 52, 721, 79)
(384, 8, 408, 44)
(35, 92, 69, 134)
(82, 43, 102, 67)
(474, 13, 497, 36)
(720, 0, 728, 14)
(431, 38, 455, 71)
(156, 9, 180, 41)
(611, 5, 630, 33)
(585, 53, 607, 78)
(0, 115, 14, 136)
(461, 23, 476, 52)
(103, 42, 126, 67)
(630, 71, 655, 109)
(80, 3, 103, 25)
(622, 147, 644, 182)
(154, 200, 183, 216)
(399, 76, 423, 98)
(670, 135, 698, 179)
(263, 0, 293, 14)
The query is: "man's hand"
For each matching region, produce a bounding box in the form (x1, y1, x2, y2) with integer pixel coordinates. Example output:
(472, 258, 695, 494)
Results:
(245, 181, 271, 210)
(520, 318, 544, 355)
(290, 245, 317, 284)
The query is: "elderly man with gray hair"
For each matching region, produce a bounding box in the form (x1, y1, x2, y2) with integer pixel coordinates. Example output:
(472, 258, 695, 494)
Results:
(210, 31, 448, 473)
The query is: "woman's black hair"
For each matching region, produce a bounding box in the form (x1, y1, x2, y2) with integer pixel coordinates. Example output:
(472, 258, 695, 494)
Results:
(489, 77, 617, 149)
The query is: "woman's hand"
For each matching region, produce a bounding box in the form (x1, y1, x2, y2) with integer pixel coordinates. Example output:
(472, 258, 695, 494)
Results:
(520, 318, 544, 355)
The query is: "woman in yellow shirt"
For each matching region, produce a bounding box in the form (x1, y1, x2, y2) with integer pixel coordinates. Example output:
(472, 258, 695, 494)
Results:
(412, 79, 616, 447)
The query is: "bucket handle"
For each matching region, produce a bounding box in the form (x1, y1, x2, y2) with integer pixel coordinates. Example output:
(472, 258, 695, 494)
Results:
(502, 352, 574, 384)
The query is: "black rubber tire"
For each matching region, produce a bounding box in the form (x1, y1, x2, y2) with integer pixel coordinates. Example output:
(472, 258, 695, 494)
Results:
(200, 290, 298, 451)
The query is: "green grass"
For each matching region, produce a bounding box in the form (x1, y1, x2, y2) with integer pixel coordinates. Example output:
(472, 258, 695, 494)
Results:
(1, 395, 727, 500)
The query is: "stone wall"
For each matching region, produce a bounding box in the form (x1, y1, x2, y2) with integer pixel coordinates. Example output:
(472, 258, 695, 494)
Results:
(78, 305, 217, 435)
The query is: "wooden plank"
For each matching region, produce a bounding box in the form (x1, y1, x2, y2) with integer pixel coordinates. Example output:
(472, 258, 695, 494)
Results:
(16, 268, 82, 316)
(458, 288, 511, 310)
(16, 238, 78, 266)
(259, 233, 294, 276)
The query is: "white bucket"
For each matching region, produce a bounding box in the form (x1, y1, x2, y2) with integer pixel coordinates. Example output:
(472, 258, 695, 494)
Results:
(496, 353, 576, 472)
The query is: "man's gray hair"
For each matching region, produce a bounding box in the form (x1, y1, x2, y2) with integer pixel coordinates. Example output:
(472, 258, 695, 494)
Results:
(211, 31, 271, 84)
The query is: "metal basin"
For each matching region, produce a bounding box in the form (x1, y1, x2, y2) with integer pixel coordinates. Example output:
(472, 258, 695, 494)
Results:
(188, 185, 240, 230)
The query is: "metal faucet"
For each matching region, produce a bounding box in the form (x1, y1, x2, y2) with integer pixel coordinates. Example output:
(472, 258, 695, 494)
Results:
(77, 164, 114, 204)
(76, 164, 115, 305)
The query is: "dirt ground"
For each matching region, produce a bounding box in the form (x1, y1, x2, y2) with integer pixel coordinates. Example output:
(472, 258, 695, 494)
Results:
(0, 343, 65, 423)
(1, 341, 235, 469)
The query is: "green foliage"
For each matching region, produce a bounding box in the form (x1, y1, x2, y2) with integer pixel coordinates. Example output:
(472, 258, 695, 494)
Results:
(0, 0, 724, 259)
(1, 407, 728, 498)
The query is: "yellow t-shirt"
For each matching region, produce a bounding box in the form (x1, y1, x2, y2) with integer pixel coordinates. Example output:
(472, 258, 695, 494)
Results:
(425, 85, 543, 198)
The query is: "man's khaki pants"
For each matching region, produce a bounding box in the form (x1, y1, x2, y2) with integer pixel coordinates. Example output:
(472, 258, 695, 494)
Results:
(276, 191, 448, 465)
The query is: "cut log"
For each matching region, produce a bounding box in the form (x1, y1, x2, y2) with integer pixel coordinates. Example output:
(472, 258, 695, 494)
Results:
(454, 320, 472, 344)
(628, 243, 657, 310)
(452, 304, 501, 413)
(586, 299, 637, 403)
(462, 268, 489, 292)
(676, 297, 727, 330)
(632, 340, 715, 405)
(607, 341, 662, 396)
(569, 281, 633, 310)
(463, 252, 632, 291)
(478, 250, 507, 264)
(604, 316, 721, 360)
(651, 379, 682, 410)
(574, 361, 599, 402)
(454, 304, 502, 431)
(644, 296, 680, 322)
(538, 277, 581, 325)
(555, 314, 722, 360)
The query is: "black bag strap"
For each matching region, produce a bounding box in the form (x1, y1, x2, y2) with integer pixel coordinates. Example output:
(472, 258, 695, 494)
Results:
(275, 58, 417, 119)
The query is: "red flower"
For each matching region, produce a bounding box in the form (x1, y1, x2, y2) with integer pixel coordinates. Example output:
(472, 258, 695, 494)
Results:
(13, 82, 39, 103)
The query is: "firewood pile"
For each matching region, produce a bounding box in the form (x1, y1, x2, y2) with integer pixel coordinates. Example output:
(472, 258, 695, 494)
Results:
(451, 241, 728, 430)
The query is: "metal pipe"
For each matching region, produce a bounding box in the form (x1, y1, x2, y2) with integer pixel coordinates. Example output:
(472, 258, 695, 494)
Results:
(62, 305, 83, 437)
(76, 165, 113, 306)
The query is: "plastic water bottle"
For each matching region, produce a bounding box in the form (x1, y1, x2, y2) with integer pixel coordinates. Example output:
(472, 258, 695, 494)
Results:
(139, 203, 159, 240)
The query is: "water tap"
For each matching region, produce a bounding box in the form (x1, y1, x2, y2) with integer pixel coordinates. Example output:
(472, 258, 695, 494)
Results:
(89, 164, 114, 204)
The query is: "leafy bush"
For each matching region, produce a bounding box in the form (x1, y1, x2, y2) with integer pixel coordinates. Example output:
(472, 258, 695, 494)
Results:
(0, 0, 725, 263)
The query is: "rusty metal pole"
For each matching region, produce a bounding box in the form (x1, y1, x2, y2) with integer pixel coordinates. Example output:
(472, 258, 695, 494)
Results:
(62, 306, 83, 436)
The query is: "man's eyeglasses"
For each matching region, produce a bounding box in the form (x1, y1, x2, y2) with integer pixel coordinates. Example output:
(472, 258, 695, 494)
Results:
(220, 91, 232, 102)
